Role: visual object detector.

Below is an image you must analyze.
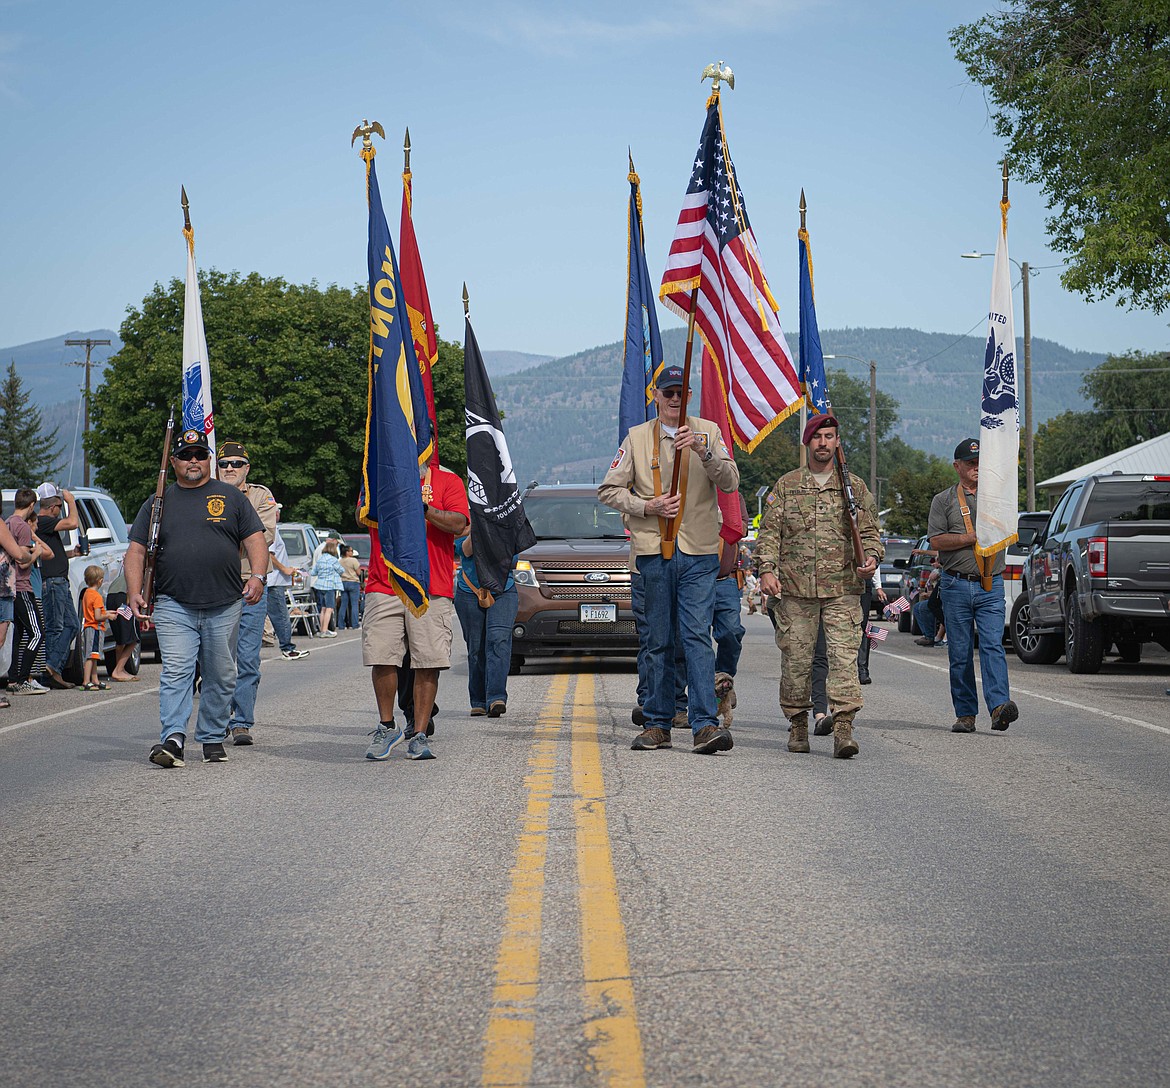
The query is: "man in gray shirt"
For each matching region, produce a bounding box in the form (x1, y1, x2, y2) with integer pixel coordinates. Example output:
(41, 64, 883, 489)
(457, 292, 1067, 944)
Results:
(926, 438, 1019, 734)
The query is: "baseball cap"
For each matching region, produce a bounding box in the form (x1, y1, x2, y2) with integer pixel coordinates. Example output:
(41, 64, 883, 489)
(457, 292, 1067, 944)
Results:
(655, 365, 685, 390)
(174, 428, 210, 454)
(802, 413, 839, 446)
(953, 438, 980, 462)
(35, 482, 61, 501)
(218, 441, 249, 461)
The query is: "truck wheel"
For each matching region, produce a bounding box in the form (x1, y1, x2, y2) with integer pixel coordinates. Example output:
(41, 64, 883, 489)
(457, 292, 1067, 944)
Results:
(1116, 639, 1142, 664)
(1010, 592, 1062, 664)
(1065, 589, 1104, 674)
(897, 609, 911, 633)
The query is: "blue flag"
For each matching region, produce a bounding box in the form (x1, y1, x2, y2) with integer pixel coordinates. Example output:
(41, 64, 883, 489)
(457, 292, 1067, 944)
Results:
(357, 154, 434, 615)
(618, 162, 663, 445)
(798, 226, 830, 414)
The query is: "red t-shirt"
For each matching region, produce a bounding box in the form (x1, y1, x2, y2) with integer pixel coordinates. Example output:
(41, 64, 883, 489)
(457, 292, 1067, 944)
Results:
(366, 466, 469, 600)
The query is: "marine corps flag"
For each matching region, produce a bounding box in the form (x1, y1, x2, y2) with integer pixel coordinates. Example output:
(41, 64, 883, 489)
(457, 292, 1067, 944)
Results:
(180, 189, 216, 469)
(976, 182, 1021, 575)
(463, 299, 536, 595)
(618, 155, 664, 445)
(400, 134, 440, 464)
(357, 148, 434, 615)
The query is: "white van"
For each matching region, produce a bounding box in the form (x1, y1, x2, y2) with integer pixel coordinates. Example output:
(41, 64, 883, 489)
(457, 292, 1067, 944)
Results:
(1, 486, 139, 681)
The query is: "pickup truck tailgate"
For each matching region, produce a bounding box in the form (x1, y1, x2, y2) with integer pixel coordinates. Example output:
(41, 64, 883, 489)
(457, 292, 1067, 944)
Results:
(1101, 520, 1170, 592)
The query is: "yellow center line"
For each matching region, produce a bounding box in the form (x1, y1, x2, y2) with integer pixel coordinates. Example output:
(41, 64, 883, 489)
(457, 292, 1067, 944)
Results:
(572, 673, 647, 1087)
(481, 673, 568, 1088)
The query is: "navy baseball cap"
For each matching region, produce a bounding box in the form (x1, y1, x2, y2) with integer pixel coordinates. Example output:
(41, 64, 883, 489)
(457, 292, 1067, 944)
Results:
(953, 438, 980, 462)
(174, 428, 210, 453)
(656, 365, 685, 390)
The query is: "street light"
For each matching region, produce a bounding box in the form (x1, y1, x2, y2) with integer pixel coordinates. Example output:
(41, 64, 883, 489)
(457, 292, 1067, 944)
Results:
(962, 250, 1035, 511)
(822, 353, 877, 497)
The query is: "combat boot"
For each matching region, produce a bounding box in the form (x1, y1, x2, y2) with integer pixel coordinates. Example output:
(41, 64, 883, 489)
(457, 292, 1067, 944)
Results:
(833, 714, 859, 759)
(787, 713, 811, 753)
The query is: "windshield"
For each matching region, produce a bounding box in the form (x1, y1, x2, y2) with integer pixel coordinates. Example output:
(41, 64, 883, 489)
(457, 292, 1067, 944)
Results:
(1082, 481, 1170, 524)
(525, 495, 629, 540)
(882, 540, 916, 563)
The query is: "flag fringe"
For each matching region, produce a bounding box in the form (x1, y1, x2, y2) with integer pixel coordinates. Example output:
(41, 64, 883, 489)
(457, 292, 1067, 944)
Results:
(389, 570, 429, 617)
(975, 535, 1017, 558)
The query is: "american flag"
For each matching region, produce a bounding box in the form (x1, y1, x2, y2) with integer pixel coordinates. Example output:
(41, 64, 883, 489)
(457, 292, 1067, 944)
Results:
(116, 604, 134, 620)
(866, 623, 888, 643)
(659, 97, 801, 452)
(884, 596, 910, 617)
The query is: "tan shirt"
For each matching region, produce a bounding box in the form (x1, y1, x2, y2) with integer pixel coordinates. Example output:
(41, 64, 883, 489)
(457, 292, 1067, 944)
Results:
(239, 482, 278, 578)
(598, 415, 740, 562)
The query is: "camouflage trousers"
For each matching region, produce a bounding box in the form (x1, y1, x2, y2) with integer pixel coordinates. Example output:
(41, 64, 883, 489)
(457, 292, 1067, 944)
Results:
(773, 594, 864, 721)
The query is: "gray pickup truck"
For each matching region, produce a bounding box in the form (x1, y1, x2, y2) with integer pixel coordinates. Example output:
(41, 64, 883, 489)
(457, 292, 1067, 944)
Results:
(1011, 473, 1170, 672)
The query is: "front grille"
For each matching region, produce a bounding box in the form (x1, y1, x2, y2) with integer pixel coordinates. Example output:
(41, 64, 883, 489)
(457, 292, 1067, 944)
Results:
(556, 619, 638, 635)
(546, 587, 632, 602)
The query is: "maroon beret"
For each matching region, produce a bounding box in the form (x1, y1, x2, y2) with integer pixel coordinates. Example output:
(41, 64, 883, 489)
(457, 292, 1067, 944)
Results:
(802, 413, 839, 446)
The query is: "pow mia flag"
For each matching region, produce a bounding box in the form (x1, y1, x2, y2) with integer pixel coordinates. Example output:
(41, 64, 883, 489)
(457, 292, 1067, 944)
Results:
(463, 306, 536, 594)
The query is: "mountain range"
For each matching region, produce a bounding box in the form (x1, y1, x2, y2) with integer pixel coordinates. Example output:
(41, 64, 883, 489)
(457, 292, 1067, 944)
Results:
(2, 327, 1105, 488)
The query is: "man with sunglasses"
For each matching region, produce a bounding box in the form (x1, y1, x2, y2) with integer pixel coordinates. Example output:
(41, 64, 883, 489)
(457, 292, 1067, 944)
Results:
(216, 440, 279, 747)
(125, 429, 268, 767)
(599, 364, 740, 755)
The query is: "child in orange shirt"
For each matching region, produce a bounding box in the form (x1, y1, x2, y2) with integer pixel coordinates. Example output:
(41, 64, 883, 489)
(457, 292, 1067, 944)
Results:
(81, 565, 109, 691)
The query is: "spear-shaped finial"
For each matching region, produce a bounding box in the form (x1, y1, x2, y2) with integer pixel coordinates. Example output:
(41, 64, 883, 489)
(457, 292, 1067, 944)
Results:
(404, 127, 411, 173)
(799, 188, 807, 232)
(1001, 157, 1010, 203)
(462, 282, 470, 317)
(628, 147, 635, 175)
(181, 186, 191, 233)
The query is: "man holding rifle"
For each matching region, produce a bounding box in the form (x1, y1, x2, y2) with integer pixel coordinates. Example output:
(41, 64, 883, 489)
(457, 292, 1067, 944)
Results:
(756, 414, 882, 759)
(124, 428, 268, 767)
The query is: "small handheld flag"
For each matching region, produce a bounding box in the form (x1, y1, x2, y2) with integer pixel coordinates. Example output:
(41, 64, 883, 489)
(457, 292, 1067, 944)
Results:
(866, 623, 888, 643)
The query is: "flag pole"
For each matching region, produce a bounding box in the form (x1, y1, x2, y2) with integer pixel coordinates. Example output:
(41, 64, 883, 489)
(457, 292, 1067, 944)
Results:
(661, 290, 699, 556)
(798, 188, 808, 470)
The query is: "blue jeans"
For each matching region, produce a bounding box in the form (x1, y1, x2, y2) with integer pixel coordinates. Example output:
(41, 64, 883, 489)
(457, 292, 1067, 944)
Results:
(153, 595, 243, 744)
(229, 597, 266, 730)
(713, 576, 745, 676)
(338, 582, 361, 628)
(637, 551, 719, 735)
(939, 572, 1010, 717)
(454, 586, 520, 710)
(912, 599, 938, 642)
(42, 576, 79, 674)
(631, 572, 688, 715)
(266, 585, 295, 653)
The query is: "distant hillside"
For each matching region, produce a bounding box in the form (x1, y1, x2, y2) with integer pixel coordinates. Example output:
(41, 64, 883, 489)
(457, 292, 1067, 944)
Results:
(495, 327, 1106, 485)
(482, 349, 554, 377)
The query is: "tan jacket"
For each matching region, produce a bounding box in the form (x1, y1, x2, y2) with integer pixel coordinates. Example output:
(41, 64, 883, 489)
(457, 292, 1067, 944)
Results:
(598, 415, 740, 561)
(239, 482, 278, 578)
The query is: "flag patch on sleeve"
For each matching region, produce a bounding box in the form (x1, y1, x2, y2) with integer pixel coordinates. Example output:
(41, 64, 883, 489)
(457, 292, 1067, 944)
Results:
(609, 449, 625, 471)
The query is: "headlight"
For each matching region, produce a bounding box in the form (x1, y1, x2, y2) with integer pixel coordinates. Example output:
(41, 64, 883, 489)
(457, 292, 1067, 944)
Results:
(513, 560, 539, 588)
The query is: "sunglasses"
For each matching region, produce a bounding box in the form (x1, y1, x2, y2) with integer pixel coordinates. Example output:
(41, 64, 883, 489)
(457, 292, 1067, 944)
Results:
(174, 448, 210, 462)
(659, 389, 684, 401)
(219, 459, 249, 469)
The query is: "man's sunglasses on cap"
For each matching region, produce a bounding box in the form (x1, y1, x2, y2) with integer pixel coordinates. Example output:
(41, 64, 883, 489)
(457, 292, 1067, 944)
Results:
(174, 448, 210, 462)
(219, 459, 249, 469)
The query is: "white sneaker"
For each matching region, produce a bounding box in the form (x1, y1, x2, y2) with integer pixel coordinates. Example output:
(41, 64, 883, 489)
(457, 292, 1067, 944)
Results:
(27, 678, 50, 692)
(281, 648, 310, 660)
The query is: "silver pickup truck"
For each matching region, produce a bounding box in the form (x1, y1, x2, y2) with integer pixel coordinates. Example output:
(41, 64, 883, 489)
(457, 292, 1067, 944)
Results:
(1012, 473, 1170, 672)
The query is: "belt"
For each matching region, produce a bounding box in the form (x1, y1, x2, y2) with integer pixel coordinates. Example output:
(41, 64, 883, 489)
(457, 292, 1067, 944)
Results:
(944, 570, 990, 582)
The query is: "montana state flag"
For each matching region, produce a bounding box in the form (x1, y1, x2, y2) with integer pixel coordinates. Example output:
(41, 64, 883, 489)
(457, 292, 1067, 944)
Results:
(358, 154, 434, 615)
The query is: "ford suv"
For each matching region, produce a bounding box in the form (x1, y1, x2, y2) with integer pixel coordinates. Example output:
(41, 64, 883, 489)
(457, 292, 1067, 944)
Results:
(509, 485, 639, 671)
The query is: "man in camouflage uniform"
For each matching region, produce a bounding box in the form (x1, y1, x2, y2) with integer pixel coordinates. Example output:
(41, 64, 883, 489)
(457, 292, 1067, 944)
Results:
(756, 414, 882, 759)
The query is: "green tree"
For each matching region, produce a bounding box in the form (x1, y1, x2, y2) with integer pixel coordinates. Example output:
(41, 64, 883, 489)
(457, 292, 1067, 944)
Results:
(824, 367, 899, 472)
(951, 2, 1170, 312)
(1034, 350, 1170, 480)
(884, 457, 956, 538)
(90, 272, 469, 528)
(0, 360, 63, 486)
(737, 419, 801, 517)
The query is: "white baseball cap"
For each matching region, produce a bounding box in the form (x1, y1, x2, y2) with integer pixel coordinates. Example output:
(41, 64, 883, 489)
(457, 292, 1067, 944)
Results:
(35, 483, 60, 501)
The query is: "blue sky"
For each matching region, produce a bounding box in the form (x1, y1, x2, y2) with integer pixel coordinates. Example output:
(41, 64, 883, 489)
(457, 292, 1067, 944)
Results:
(1, 0, 1166, 363)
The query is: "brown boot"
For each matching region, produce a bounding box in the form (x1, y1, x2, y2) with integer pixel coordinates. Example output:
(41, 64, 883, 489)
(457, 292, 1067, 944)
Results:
(787, 713, 811, 753)
(833, 714, 859, 759)
(631, 727, 672, 750)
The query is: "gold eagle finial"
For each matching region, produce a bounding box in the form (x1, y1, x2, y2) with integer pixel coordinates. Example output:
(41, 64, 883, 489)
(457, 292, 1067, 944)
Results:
(351, 119, 386, 150)
(701, 61, 734, 93)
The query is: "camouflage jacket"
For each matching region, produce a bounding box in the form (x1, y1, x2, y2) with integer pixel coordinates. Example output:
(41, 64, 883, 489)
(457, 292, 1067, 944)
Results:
(754, 466, 883, 598)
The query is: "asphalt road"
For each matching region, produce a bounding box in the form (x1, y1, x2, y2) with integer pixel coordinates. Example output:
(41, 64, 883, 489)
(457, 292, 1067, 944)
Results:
(2, 615, 1168, 1088)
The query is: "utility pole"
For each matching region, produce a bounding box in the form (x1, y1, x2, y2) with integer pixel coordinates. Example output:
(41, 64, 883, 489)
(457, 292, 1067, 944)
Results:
(65, 337, 111, 486)
(868, 359, 877, 498)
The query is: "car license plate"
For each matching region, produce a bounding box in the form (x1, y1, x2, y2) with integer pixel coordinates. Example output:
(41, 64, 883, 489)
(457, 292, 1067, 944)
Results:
(580, 603, 616, 623)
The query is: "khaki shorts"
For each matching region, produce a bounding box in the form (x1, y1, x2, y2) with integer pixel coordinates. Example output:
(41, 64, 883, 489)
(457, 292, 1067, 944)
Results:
(361, 591, 454, 670)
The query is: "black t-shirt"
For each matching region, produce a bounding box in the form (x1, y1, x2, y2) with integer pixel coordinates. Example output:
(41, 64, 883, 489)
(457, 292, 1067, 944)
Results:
(129, 481, 265, 609)
(36, 514, 70, 579)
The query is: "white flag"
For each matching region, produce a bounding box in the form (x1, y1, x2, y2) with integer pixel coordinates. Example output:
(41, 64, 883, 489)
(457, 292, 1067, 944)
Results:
(181, 223, 216, 468)
(976, 207, 1020, 556)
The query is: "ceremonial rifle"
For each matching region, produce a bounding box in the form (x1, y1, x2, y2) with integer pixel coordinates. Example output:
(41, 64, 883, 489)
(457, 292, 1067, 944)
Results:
(833, 438, 868, 570)
(141, 407, 175, 615)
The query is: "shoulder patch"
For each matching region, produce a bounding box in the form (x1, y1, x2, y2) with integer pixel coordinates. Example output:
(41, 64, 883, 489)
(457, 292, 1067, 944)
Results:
(766, 491, 777, 506)
(609, 448, 625, 471)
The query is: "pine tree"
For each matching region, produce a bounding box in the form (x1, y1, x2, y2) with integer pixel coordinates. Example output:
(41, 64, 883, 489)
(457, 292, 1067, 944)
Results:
(0, 361, 64, 487)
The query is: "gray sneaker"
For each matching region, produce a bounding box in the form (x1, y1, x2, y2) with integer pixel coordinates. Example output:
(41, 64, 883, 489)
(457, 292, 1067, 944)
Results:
(407, 732, 435, 760)
(365, 721, 404, 761)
